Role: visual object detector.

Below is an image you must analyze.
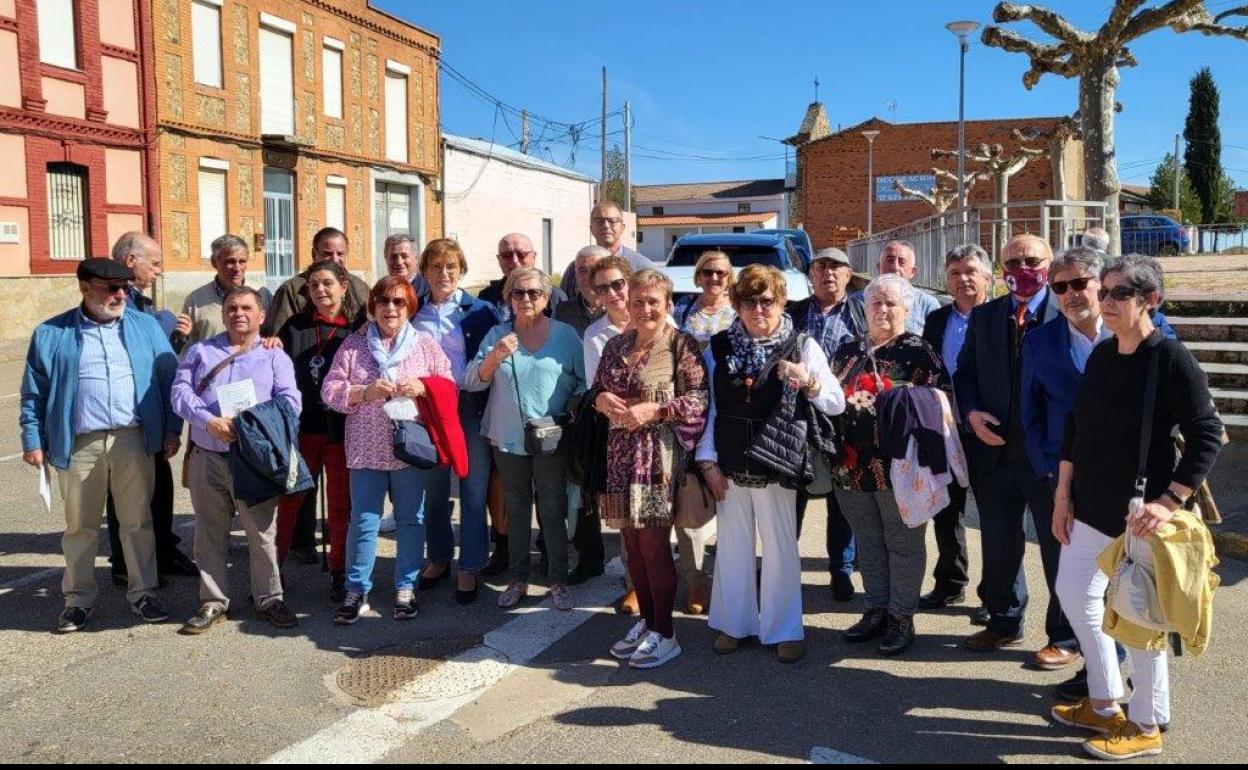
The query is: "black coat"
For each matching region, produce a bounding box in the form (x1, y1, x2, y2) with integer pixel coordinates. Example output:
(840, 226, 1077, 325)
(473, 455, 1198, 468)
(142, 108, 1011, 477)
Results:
(229, 398, 314, 506)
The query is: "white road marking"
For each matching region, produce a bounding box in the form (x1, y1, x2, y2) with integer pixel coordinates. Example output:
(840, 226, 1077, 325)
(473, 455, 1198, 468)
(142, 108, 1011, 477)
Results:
(263, 560, 627, 764)
(810, 746, 876, 764)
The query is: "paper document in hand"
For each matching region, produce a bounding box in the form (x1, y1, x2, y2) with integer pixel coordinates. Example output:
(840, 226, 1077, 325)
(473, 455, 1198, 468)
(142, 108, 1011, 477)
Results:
(38, 464, 52, 514)
(383, 396, 419, 422)
(216, 379, 258, 419)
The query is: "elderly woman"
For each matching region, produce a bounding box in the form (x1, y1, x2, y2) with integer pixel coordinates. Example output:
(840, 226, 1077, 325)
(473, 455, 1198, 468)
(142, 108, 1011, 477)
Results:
(832, 273, 951, 657)
(410, 239, 502, 604)
(673, 250, 737, 349)
(321, 276, 456, 624)
(583, 255, 635, 382)
(464, 267, 586, 611)
(1051, 255, 1223, 761)
(595, 270, 708, 669)
(696, 265, 845, 664)
(274, 260, 361, 602)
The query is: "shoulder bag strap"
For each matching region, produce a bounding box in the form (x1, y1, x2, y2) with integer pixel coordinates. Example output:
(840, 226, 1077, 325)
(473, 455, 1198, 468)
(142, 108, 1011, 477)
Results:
(1135, 343, 1162, 497)
(196, 349, 246, 396)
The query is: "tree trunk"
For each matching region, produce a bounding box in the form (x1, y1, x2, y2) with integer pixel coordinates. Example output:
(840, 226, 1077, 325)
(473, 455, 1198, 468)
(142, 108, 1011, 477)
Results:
(996, 174, 1010, 260)
(1079, 60, 1121, 255)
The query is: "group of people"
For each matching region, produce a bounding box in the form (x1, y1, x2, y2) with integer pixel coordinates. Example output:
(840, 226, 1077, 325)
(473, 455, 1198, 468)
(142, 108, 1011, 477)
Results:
(20, 204, 1223, 760)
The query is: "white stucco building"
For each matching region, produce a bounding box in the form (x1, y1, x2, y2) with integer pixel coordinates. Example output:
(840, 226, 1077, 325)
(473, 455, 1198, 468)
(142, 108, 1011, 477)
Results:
(634, 179, 790, 262)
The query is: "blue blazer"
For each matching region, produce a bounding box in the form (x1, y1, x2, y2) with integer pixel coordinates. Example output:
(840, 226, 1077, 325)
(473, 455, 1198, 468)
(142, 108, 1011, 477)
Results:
(20, 307, 182, 470)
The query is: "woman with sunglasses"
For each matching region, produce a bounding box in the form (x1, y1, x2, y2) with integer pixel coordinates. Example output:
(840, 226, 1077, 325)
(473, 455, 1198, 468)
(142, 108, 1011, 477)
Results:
(321, 276, 455, 624)
(583, 256, 636, 382)
(464, 267, 586, 611)
(1050, 255, 1222, 761)
(673, 250, 737, 351)
(696, 265, 845, 664)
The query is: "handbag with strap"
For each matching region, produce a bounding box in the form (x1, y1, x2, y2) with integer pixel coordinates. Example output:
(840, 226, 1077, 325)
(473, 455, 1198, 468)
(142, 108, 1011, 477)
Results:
(508, 352, 567, 456)
(392, 418, 441, 469)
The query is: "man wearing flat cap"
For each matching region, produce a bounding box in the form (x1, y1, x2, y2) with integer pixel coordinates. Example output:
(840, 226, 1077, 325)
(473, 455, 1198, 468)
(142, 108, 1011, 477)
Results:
(20, 258, 182, 633)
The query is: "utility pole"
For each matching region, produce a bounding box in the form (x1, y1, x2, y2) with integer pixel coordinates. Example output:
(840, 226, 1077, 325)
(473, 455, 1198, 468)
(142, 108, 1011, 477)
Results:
(1173, 133, 1181, 215)
(520, 109, 530, 154)
(623, 101, 631, 211)
(600, 67, 607, 202)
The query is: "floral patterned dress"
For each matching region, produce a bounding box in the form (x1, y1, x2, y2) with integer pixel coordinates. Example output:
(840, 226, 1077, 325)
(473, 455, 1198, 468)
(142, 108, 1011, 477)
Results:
(594, 329, 709, 529)
(830, 332, 951, 493)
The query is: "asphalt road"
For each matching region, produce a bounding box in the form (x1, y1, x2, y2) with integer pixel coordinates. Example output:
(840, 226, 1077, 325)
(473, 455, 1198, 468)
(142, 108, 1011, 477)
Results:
(1, 359, 1245, 764)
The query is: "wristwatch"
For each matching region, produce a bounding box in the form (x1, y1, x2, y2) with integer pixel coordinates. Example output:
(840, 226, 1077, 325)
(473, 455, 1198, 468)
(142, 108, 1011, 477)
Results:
(1162, 489, 1186, 508)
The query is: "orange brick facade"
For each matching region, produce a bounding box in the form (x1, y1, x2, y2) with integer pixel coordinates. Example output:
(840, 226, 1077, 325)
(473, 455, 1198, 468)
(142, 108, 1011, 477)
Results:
(797, 117, 1084, 250)
(154, 0, 441, 284)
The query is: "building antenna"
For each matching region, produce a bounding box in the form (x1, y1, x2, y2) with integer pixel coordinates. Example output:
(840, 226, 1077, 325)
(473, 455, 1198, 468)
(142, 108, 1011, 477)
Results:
(886, 99, 898, 122)
(814, 75, 820, 103)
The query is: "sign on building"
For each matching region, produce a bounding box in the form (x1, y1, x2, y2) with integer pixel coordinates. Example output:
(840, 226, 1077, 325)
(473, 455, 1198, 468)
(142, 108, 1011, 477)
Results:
(876, 174, 936, 203)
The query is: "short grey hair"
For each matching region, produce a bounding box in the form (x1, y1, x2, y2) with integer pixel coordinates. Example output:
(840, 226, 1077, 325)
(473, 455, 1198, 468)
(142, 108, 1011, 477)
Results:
(384, 233, 416, 254)
(210, 234, 248, 261)
(1102, 253, 1164, 303)
(502, 266, 552, 300)
(864, 273, 915, 314)
(1081, 227, 1111, 252)
(880, 240, 916, 260)
(944, 243, 990, 274)
(1052, 246, 1106, 280)
(575, 244, 610, 261)
(110, 231, 155, 263)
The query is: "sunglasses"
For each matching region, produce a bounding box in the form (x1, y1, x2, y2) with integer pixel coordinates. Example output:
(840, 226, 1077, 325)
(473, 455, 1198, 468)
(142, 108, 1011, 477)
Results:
(1098, 285, 1141, 302)
(497, 250, 533, 260)
(740, 296, 777, 311)
(1050, 277, 1094, 295)
(374, 297, 408, 308)
(699, 268, 730, 280)
(93, 282, 128, 294)
(510, 288, 544, 302)
(592, 278, 627, 297)
(1004, 256, 1046, 270)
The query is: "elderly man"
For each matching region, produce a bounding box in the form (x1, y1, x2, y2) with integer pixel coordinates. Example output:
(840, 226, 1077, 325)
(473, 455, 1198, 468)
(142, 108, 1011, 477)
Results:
(853, 241, 940, 334)
(21, 258, 180, 632)
(955, 234, 1077, 668)
(787, 247, 864, 601)
(176, 234, 274, 349)
(479, 233, 568, 319)
(104, 233, 198, 585)
(264, 227, 370, 334)
(554, 245, 609, 335)
(1080, 227, 1111, 258)
(172, 287, 302, 633)
(919, 245, 990, 612)
(558, 201, 653, 300)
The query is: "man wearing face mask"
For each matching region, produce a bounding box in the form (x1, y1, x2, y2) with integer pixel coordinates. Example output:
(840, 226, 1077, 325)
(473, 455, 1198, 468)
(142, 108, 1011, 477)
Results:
(955, 234, 1072, 662)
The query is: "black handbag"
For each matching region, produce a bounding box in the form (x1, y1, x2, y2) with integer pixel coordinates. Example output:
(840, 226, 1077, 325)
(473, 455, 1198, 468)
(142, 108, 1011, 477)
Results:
(392, 419, 441, 469)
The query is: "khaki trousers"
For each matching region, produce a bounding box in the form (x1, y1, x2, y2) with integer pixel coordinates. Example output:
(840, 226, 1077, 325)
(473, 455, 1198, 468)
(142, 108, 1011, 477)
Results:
(58, 427, 157, 608)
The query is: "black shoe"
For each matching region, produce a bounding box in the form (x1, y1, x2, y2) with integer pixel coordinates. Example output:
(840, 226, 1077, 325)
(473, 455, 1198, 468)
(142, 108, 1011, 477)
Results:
(329, 572, 347, 604)
(843, 608, 889, 643)
(55, 606, 91, 634)
(259, 599, 298, 629)
(918, 586, 966, 610)
(290, 546, 320, 565)
(159, 548, 200, 577)
(334, 592, 369, 625)
(393, 590, 419, 620)
(970, 606, 991, 626)
(1054, 666, 1089, 703)
(131, 596, 171, 624)
(456, 585, 479, 605)
(179, 604, 227, 635)
(417, 563, 450, 591)
(566, 561, 604, 586)
(481, 535, 509, 577)
(830, 573, 855, 603)
(878, 614, 915, 656)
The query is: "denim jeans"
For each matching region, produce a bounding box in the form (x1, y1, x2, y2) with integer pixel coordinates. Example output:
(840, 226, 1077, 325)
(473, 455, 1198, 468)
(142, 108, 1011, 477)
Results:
(346, 466, 428, 596)
(424, 402, 493, 571)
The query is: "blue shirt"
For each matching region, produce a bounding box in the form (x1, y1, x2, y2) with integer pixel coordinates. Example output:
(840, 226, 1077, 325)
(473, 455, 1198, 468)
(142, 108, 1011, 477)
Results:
(942, 307, 972, 378)
(907, 290, 941, 336)
(1009, 287, 1048, 322)
(805, 300, 857, 360)
(1068, 318, 1111, 374)
(72, 311, 138, 435)
(412, 289, 469, 386)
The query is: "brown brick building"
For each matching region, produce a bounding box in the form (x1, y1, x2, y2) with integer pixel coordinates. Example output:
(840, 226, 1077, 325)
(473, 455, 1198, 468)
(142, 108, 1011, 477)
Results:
(154, 0, 441, 300)
(796, 116, 1084, 249)
(0, 0, 158, 277)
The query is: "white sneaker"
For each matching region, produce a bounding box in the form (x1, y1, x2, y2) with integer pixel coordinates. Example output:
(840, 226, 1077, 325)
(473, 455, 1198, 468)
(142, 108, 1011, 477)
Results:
(610, 620, 649, 660)
(629, 631, 681, 669)
(379, 514, 397, 533)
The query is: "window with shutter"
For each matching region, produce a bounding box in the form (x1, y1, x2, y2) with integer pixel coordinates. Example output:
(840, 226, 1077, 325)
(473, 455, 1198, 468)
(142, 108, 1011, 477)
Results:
(36, 0, 77, 69)
(259, 25, 294, 136)
(192, 1, 223, 88)
(325, 182, 346, 232)
(385, 72, 408, 163)
(198, 167, 228, 259)
(322, 46, 343, 119)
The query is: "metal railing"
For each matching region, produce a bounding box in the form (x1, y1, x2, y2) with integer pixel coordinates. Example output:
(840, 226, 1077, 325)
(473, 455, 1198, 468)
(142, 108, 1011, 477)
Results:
(847, 200, 1108, 291)
(1191, 223, 1248, 255)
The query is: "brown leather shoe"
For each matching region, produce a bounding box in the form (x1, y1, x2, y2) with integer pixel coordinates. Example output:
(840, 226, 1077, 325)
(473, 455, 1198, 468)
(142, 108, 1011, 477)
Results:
(617, 589, 640, 616)
(964, 628, 1023, 652)
(713, 633, 741, 654)
(776, 641, 805, 664)
(1034, 644, 1081, 670)
(685, 580, 710, 615)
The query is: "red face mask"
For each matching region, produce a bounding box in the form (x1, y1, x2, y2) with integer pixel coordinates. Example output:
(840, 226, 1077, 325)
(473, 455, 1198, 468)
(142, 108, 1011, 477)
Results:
(1004, 265, 1049, 298)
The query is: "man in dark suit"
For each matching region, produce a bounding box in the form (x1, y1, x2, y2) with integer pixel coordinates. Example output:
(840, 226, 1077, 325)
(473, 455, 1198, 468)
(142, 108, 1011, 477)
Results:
(918, 244, 989, 611)
(954, 234, 1076, 665)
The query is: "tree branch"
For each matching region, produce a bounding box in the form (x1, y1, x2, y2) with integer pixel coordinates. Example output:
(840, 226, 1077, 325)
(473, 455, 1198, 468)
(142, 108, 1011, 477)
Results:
(1103, 0, 1148, 37)
(981, 27, 1080, 87)
(1122, 0, 1204, 41)
(991, 2, 1094, 43)
(1183, 20, 1248, 39)
(1214, 5, 1248, 23)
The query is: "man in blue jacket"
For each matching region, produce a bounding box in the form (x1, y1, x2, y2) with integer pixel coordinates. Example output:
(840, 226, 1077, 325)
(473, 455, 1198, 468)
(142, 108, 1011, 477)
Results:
(20, 258, 181, 633)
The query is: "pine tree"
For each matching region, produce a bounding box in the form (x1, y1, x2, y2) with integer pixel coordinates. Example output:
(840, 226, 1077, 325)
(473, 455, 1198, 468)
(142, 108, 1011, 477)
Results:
(1184, 68, 1222, 224)
(1147, 153, 1200, 223)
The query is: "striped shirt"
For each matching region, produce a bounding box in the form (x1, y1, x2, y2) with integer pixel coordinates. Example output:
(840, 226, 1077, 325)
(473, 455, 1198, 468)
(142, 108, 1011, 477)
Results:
(72, 310, 138, 435)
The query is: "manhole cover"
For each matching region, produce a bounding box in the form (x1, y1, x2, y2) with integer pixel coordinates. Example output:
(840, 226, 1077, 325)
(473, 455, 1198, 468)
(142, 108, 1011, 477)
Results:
(335, 636, 507, 706)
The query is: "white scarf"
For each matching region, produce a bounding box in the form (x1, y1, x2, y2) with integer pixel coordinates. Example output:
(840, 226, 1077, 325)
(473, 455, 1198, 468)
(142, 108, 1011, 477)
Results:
(366, 321, 419, 382)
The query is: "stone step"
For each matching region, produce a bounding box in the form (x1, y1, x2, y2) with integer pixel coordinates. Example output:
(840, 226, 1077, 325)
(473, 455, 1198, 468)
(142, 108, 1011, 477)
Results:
(1223, 414, 1248, 443)
(1200, 362, 1248, 389)
(1185, 341, 1248, 365)
(1211, 388, 1248, 415)
(1164, 295, 1248, 319)
(1168, 317, 1248, 343)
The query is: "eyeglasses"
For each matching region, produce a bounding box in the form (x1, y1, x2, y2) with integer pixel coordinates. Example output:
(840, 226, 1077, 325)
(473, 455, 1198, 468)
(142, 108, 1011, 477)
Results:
(497, 249, 534, 261)
(1003, 256, 1046, 271)
(699, 268, 730, 280)
(740, 296, 777, 311)
(590, 217, 623, 227)
(1050, 277, 1094, 295)
(1098, 285, 1141, 302)
(510, 288, 544, 302)
(92, 281, 128, 294)
(592, 278, 628, 297)
(374, 297, 408, 308)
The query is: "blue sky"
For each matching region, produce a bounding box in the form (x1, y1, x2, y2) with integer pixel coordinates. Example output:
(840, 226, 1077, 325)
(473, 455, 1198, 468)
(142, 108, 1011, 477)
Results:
(376, 1, 1248, 190)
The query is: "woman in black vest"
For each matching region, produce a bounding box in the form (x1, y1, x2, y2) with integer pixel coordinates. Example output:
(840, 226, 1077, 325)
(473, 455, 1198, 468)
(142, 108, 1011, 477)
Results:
(695, 265, 845, 664)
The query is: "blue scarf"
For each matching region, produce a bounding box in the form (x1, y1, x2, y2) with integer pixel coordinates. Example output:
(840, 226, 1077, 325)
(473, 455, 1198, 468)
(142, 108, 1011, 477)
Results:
(366, 321, 419, 382)
(725, 314, 794, 380)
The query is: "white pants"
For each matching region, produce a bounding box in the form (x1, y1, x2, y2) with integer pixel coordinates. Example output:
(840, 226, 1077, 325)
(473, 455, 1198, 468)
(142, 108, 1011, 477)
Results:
(708, 481, 803, 644)
(1055, 520, 1170, 727)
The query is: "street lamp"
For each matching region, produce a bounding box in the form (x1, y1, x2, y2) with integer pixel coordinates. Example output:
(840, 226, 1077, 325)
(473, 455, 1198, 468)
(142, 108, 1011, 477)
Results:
(862, 130, 880, 235)
(946, 20, 980, 215)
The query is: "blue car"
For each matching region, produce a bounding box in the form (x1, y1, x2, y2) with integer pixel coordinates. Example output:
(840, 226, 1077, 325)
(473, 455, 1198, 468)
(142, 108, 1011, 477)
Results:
(752, 228, 814, 271)
(663, 233, 811, 303)
(1120, 214, 1190, 256)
